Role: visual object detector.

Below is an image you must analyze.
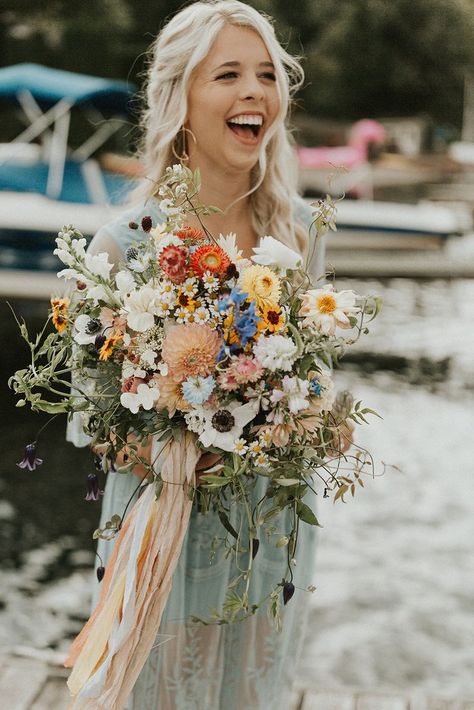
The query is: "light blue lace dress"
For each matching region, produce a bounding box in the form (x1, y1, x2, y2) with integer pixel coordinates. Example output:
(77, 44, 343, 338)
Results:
(68, 197, 325, 710)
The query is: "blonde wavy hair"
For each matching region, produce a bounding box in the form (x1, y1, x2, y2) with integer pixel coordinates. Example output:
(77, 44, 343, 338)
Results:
(132, 0, 307, 255)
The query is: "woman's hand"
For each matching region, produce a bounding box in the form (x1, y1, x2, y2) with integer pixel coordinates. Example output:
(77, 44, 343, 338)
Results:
(94, 435, 152, 482)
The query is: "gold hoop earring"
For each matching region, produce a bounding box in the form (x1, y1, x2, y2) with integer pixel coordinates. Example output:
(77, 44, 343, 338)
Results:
(171, 126, 197, 163)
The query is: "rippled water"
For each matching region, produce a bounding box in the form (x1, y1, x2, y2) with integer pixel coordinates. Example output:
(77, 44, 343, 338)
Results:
(299, 277, 474, 695)
(0, 274, 473, 694)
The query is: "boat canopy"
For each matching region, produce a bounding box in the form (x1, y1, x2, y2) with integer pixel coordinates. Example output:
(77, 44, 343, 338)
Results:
(0, 64, 137, 203)
(0, 63, 135, 114)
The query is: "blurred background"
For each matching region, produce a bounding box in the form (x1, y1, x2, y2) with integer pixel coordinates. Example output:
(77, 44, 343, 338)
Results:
(0, 0, 473, 705)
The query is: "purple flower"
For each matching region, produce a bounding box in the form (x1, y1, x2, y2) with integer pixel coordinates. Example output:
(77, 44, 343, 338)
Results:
(85, 472, 104, 502)
(17, 442, 43, 471)
(96, 566, 106, 582)
(283, 581, 295, 605)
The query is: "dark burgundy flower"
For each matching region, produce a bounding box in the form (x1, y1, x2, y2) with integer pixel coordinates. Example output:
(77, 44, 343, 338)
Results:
(251, 538, 260, 559)
(225, 263, 239, 280)
(141, 215, 153, 232)
(96, 566, 106, 582)
(85, 472, 104, 502)
(283, 581, 295, 605)
(17, 442, 43, 471)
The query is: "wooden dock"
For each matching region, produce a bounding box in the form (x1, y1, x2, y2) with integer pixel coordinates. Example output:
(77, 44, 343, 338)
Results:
(0, 653, 70, 709)
(1, 653, 473, 709)
(295, 688, 474, 710)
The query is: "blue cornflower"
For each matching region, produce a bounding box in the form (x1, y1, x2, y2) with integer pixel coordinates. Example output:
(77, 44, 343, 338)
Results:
(234, 313, 258, 346)
(218, 287, 248, 313)
(229, 287, 248, 306)
(309, 378, 323, 396)
(181, 375, 215, 405)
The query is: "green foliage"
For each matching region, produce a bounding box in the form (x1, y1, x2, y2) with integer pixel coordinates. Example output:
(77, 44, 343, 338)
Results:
(1, 0, 472, 133)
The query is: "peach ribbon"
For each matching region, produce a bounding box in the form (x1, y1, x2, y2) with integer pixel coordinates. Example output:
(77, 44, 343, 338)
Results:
(64, 431, 200, 709)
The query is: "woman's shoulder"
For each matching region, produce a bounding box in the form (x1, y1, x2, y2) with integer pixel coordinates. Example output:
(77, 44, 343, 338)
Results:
(91, 198, 165, 257)
(293, 195, 315, 232)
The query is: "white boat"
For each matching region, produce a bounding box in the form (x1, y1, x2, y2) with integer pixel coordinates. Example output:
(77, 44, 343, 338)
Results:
(323, 199, 473, 251)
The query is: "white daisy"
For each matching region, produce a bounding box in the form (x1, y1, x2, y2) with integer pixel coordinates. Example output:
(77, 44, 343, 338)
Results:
(258, 430, 272, 448)
(175, 307, 188, 323)
(254, 453, 270, 468)
(181, 277, 198, 295)
(194, 306, 210, 323)
(232, 438, 248, 455)
(202, 272, 220, 292)
(249, 441, 262, 456)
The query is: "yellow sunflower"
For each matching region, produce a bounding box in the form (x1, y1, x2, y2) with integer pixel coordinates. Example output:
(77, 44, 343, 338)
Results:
(50, 297, 70, 333)
(260, 303, 285, 333)
(99, 331, 123, 361)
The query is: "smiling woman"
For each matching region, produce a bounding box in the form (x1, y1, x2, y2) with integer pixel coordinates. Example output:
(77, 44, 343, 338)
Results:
(66, 2, 326, 709)
(186, 25, 280, 173)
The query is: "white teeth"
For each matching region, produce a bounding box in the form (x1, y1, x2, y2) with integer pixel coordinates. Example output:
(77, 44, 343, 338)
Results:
(228, 114, 263, 126)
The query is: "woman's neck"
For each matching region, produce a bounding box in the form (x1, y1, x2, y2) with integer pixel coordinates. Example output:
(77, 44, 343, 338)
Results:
(184, 161, 256, 247)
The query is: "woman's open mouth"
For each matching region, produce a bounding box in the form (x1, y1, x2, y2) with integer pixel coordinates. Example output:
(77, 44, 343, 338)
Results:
(227, 114, 263, 145)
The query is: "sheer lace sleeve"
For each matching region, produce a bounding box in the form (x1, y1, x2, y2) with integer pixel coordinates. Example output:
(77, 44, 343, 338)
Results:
(65, 225, 125, 448)
(294, 196, 327, 284)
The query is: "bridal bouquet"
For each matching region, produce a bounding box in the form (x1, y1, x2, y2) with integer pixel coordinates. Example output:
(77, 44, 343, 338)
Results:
(10, 164, 381, 707)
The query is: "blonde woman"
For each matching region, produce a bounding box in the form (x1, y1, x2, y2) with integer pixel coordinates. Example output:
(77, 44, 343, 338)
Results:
(72, 1, 326, 707)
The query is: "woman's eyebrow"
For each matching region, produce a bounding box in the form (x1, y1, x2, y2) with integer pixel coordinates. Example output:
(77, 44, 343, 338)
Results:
(212, 60, 275, 71)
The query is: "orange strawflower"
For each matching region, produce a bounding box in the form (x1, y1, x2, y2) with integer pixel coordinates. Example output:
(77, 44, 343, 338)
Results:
(51, 297, 70, 332)
(190, 244, 230, 278)
(176, 226, 206, 243)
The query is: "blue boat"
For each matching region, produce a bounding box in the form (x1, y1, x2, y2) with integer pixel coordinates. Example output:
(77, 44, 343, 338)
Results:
(0, 63, 137, 272)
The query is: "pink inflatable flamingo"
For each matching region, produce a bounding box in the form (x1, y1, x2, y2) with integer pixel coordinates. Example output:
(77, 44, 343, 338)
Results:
(297, 119, 386, 170)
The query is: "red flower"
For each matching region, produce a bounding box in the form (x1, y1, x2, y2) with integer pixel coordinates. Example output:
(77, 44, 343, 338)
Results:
(190, 244, 230, 278)
(159, 244, 188, 283)
(176, 226, 205, 243)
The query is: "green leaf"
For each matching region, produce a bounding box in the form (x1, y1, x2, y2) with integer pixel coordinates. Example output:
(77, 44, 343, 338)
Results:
(218, 510, 239, 540)
(296, 501, 322, 526)
(32, 400, 69, 415)
(200, 474, 229, 487)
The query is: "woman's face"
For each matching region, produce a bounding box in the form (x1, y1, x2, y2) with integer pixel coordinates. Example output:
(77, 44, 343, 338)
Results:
(186, 24, 280, 176)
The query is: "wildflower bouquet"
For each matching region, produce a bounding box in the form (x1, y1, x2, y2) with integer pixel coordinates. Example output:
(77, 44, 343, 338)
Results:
(10, 164, 381, 707)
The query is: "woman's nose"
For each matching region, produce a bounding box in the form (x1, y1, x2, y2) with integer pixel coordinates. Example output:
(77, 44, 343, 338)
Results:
(239, 73, 265, 101)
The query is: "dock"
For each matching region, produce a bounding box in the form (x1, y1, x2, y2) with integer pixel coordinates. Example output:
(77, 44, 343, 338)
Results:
(1, 653, 473, 709)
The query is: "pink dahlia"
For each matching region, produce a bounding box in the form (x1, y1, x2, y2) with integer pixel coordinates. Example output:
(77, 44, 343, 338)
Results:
(161, 323, 221, 381)
(159, 244, 188, 284)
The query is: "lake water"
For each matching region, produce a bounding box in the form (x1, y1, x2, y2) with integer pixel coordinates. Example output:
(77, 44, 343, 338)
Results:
(0, 272, 472, 694)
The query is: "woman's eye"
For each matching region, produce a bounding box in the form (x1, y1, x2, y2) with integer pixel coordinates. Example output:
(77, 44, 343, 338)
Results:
(260, 72, 276, 81)
(216, 72, 238, 80)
